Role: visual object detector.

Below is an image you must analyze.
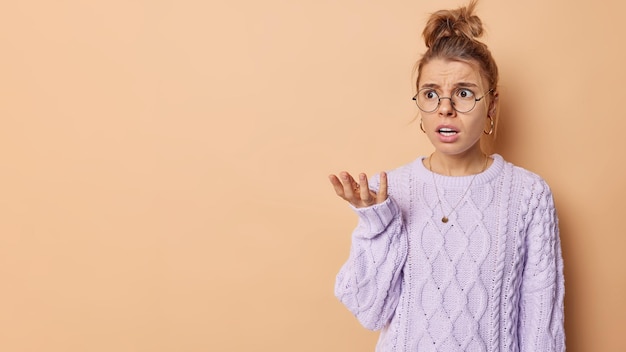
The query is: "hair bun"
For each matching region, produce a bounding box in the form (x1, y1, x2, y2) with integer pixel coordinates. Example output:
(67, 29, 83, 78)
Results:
(422, 0, 483, 48)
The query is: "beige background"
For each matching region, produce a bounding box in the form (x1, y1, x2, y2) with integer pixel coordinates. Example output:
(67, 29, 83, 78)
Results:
(1, 0, 624, 351)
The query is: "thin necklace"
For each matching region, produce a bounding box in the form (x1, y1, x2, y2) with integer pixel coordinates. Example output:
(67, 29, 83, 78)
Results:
(428, 154, 489, 223)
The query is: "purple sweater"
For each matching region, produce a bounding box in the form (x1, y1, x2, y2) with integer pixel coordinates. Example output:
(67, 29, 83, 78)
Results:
(335, 154, 565, 351)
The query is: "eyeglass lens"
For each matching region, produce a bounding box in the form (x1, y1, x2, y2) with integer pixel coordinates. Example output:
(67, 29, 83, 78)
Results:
(415, 89, 480, 113)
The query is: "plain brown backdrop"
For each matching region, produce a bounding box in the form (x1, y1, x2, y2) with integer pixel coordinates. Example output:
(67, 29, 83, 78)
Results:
(1, 0, 625, 351)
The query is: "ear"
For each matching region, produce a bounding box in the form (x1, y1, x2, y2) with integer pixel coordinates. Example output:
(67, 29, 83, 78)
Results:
(488, 91, 499, 117)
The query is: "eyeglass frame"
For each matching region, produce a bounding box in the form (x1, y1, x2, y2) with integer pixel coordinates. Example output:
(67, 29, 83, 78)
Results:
(412, 87, 494, 113)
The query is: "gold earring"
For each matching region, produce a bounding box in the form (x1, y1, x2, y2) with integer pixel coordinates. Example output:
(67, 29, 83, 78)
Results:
(420, 119, 426, 133)
(484, 115, 494, 135)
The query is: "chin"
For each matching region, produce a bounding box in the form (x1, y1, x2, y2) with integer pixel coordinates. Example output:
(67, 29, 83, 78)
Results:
(434, 143, 482, 157)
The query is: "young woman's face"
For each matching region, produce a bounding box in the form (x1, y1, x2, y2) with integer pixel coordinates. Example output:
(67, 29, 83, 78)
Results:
(417, 58, 495, 157)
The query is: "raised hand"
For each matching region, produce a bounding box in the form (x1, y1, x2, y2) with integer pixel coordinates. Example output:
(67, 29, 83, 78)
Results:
(328, 171, 388, 208)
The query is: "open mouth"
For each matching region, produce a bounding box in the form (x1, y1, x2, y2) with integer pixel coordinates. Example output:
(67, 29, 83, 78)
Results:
(438, 127, 458, 136)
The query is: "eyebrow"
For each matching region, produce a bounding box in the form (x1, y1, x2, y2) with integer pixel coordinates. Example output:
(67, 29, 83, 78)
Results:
(419, 82, 480, 90)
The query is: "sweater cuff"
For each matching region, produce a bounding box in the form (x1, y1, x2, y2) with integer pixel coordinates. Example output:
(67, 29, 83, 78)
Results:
(350, 197, 400, 239)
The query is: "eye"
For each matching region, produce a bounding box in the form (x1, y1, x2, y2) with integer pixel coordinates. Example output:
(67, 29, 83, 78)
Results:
(421, 89, 439, 100)
(455, 88, 475, 100)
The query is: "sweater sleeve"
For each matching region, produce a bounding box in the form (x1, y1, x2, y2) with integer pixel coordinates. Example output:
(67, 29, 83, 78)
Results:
(518, 182, 565, 352)
(334, 196, 408, 331)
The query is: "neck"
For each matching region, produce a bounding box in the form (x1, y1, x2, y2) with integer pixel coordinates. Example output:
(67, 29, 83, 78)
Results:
(428, 150, 488, 176)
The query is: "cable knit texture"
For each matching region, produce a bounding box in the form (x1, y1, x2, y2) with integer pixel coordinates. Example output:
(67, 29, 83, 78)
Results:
(335, 154, 565, 352)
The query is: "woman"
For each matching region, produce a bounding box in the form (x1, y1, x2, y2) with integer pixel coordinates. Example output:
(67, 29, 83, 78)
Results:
(328, 1, 565, 351)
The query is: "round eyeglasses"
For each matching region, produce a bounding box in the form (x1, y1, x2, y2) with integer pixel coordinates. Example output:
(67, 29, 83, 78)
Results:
(412, 88, 494, 113)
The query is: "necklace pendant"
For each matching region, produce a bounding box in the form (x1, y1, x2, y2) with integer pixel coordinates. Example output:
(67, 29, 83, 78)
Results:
(442, 216, 449, 223)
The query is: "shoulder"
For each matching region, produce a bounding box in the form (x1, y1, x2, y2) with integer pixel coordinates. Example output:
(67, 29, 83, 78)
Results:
(384, 157, 425, 192)
(495, 155, 549, 187)
(501, 156, 555, 210)
(387, 158, 423, 179)
(365, 158, 424, 212)
(368, 157, 424, 190)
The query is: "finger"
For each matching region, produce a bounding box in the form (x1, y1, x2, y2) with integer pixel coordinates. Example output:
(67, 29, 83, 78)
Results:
(359, 173, 373, 205)
(340, 172, 357, 200)
(377, 171, 388, 203)
(328, 174, 346, 199)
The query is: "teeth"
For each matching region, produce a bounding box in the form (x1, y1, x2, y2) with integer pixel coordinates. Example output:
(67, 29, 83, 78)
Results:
(439, 128, 456, 136)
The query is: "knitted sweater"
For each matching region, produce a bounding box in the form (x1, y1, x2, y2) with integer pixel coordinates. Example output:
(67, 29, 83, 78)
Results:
(335, 154, 565, 352)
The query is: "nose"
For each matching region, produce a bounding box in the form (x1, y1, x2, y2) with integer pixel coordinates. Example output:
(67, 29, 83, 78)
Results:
(438, 97, 455, 117)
